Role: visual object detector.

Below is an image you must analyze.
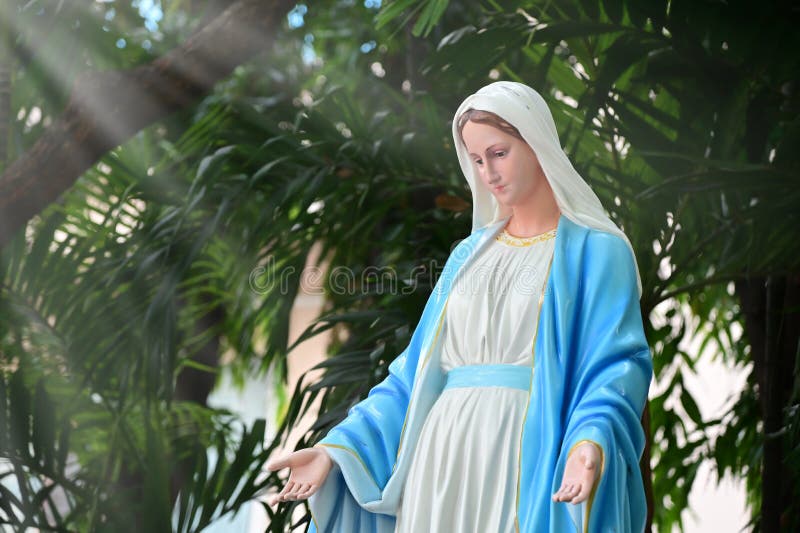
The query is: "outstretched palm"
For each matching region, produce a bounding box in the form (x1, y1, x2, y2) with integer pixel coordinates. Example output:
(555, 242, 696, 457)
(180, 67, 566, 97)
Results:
(266, 447, 334, 506)
(552, 442, 602, 504)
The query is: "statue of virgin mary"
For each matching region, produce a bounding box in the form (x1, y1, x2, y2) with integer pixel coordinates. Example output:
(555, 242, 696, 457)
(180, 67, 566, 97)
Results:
(270, 81, 652, 533)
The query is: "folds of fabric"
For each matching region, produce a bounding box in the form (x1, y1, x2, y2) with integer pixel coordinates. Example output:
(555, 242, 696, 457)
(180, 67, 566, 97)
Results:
(516, 216, 652, 532)
(308, 226, 491, 532)
(307, 214, 652, 533)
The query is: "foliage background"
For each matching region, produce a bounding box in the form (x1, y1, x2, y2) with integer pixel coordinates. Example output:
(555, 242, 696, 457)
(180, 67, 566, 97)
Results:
(0, 0, 798, 531)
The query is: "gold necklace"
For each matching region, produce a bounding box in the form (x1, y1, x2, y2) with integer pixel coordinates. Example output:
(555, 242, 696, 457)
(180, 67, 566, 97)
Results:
(496, 228, 557, 247)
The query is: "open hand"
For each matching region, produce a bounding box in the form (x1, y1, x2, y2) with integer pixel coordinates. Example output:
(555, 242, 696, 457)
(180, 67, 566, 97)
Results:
(552, 441, 601, 504)
(266, 446, 333, 506)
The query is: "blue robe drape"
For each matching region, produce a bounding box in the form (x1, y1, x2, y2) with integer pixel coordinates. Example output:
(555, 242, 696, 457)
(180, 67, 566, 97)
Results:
(307, 213, 652, 533)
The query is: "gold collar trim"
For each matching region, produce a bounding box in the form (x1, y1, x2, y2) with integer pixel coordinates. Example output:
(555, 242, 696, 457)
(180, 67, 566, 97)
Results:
(496, 228, 556, 247)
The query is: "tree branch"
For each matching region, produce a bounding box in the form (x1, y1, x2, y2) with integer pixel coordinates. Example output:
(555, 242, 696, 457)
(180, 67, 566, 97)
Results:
(0, 0, 296, 249)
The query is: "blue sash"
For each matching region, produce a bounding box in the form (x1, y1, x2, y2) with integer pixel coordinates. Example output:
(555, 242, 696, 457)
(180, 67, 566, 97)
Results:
(443, 364, 531, 392)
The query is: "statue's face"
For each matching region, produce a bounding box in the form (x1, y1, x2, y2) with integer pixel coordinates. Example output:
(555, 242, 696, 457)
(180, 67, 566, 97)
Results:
(461, 120, 546, 209)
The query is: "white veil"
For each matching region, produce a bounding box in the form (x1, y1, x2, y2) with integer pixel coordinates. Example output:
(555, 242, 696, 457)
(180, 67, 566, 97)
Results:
(451, 80, 643, 298)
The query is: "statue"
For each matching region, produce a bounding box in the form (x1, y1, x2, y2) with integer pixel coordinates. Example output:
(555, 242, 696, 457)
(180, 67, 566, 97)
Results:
(267, 81, 652, 532)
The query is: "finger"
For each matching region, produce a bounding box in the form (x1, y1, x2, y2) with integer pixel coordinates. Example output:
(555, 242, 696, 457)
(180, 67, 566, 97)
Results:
(556, 490, 573, 502)
(278, 480, 297, 501)
(266, 455, 291, 471)
(553, 485, 569, 501)
(557, 484, 578, 501)
(286, 482, 308, 500)
(281, 480, 298, 495)
(570, 483, 591, 504)
(295, 483, 315, 500)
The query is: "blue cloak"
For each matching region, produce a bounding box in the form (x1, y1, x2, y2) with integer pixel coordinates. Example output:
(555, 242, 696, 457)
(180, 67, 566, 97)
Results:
(307, 213, 652, 532)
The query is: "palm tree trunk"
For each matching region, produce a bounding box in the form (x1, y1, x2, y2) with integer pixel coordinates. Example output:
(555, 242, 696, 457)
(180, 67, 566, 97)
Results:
(736, 274, 800, 532)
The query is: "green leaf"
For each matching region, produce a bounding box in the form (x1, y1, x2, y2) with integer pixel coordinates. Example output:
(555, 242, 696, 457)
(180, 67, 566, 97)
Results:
(412, 0, 450, 37)
(680, 387, 704, 426)
(375, 0, 418, 29)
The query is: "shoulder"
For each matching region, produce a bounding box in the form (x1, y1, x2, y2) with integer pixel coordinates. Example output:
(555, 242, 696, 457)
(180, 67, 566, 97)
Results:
(560, 218, 634, 267)
(583, 228, 633, 265)
(578, 227, 641, 298)
(550, 217, 642, 300)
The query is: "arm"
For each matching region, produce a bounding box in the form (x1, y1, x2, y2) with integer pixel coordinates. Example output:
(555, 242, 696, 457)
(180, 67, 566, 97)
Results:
(264, 344, 420, 531)
(312, 235, 469, 496)
(293, 239, 471, 531)
(314, 342, 417, 492)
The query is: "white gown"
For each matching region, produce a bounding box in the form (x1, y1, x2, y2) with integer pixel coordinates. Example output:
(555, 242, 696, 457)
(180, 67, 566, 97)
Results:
(394, 227, 557, 533)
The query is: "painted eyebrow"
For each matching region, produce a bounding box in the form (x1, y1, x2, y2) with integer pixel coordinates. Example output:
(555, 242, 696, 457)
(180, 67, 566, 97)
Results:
(468, 143, 508, 157)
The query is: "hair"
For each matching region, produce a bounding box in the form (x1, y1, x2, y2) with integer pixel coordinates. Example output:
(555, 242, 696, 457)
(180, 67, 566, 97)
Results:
(455, 108, 525, 149)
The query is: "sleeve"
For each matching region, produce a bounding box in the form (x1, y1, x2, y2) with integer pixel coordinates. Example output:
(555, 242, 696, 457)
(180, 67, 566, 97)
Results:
(307, 238, 469, 532)
(314, 340, 417, 499)
(555, 231, 653, 532)
(307, 341, 415, 533)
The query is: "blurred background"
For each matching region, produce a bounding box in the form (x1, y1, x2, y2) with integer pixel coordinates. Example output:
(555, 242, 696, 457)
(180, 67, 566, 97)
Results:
(0, 1, 798, 531)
